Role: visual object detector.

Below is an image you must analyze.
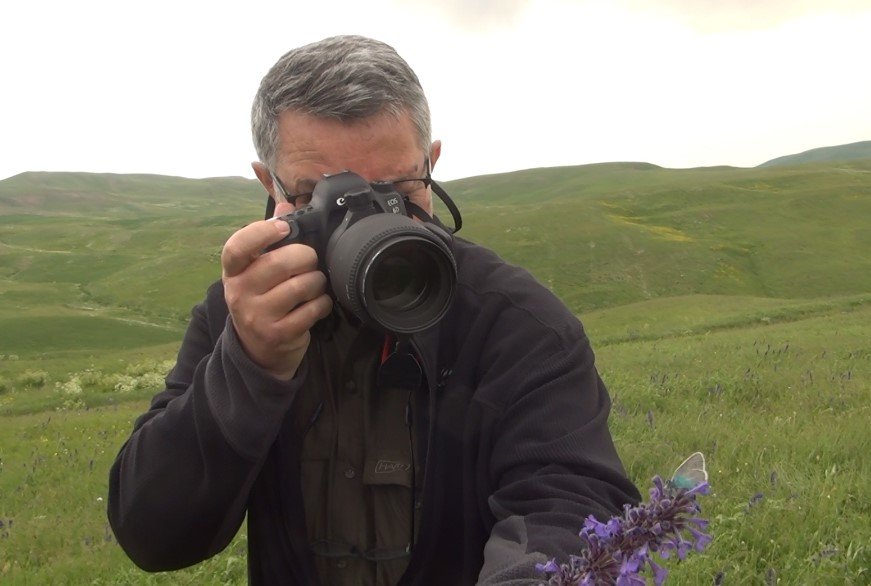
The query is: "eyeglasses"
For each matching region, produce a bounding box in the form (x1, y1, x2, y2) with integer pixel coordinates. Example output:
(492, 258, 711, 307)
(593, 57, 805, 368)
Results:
(271, 157, 431, 207)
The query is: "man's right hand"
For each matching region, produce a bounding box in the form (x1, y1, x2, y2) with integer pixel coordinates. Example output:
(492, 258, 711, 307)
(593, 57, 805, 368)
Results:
(220, 210, 333, 381)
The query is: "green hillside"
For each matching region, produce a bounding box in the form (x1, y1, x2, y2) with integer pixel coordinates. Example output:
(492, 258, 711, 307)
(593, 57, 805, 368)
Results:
(1, 158, 869, 399)
(448, 159, 871, 311)
(758, 140, 871, 167)
(2, 160, 870, 330)
(0, 171, 263, 216)
(0, 159, 869, 583)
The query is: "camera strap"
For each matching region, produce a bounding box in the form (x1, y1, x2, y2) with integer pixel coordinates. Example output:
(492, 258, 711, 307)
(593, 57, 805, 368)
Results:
(430, 180, 463, 233)
(404, 180, 463, 234)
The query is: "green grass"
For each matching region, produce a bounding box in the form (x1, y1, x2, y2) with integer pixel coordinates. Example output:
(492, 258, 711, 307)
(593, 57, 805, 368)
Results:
(0, 315, 180, 354)
(0, 405, 249, 584)
(594, 303, 870, 584)
(0, 161, 869, 583)
(0, 297, 867, 584)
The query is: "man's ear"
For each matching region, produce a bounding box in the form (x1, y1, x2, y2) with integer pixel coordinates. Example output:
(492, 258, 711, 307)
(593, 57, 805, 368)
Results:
(429, 140, 442, 172)
(252, 162, 276, 198)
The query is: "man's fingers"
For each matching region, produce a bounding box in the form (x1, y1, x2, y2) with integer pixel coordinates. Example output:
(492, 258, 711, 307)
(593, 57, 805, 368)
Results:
(227, 243, 319, 299)
(219, 215, 329, 380)
(221, 219, 291, 277)
(258, 270, 328, 317)
(276, 293, 334, 334)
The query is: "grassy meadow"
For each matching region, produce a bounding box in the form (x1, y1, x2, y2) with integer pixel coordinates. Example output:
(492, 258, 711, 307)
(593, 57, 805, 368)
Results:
(0, 161, 869, 584)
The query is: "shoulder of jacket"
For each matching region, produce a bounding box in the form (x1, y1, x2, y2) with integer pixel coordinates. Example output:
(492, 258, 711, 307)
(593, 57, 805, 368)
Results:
(450, 237, 585, 341)
(453, 238, 552, 302)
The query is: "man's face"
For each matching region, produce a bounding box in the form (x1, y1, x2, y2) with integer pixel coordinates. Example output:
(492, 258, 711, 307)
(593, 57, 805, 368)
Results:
(256, 109, 439, 218)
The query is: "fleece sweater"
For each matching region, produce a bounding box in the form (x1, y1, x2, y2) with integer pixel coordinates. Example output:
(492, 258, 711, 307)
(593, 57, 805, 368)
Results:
(108, 235, 641, 585)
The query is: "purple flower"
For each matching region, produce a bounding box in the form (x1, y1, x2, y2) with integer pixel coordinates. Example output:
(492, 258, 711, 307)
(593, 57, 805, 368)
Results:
(689, 527, 713, 551)
(686, 482, 711, 497)
(536, 475, 712, 585)
(673, 536, 692, 561)
(535, 559, 560, 574)
(616, 574, 646, 586)
(649, 558, 669, 586)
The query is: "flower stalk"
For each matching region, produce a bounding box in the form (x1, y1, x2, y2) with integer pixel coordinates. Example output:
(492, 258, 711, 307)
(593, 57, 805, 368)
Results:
(536, 476, 712, 585)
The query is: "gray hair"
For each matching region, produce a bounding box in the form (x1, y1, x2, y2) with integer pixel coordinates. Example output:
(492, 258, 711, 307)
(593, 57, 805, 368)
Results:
(251, 35, 432, 169)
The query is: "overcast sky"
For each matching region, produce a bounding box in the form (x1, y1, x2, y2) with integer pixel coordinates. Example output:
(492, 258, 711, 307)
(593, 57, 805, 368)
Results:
(2, 0, 870, 182)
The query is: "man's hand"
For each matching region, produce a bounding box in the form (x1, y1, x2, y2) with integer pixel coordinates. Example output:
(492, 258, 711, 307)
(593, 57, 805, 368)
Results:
(221, 208, 333, 381)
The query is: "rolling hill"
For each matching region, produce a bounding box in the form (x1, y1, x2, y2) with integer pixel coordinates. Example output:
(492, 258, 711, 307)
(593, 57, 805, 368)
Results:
(1, 149, 870, 583)
(0, 152, 868, 376)
(0, 171, 263, 216)
(758, 140, 871, 167)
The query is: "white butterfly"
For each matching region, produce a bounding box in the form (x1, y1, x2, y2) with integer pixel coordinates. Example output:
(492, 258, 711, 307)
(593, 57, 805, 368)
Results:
(668, 452, 708, 491)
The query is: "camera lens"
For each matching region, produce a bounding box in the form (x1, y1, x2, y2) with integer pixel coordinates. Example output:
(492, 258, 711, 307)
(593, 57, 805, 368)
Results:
(327, 214, 456, 333)
(371, 242, 432, 312)
(363, 235, 453, 332)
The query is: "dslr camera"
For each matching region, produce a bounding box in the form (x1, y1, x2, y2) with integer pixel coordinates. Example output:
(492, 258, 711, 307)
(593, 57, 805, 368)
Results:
(268, 171, 457, 334)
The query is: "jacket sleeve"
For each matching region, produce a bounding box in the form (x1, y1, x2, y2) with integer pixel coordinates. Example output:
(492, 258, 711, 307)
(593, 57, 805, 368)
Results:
(474, 300, 641, 584)
(107, 288, 305, 571)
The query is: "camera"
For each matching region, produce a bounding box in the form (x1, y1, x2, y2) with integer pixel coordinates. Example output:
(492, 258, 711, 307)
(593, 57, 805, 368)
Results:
(267, 171, 457, 334)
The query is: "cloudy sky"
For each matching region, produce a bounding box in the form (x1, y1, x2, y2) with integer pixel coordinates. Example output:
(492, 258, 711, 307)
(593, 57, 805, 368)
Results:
(2, 0, 869, 182)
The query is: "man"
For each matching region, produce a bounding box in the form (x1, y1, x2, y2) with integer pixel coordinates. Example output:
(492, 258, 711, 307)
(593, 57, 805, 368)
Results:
(108, 35, 640, 585)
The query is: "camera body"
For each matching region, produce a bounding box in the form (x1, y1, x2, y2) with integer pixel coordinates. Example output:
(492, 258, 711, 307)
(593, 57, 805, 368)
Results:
(269, 171, 457, 334)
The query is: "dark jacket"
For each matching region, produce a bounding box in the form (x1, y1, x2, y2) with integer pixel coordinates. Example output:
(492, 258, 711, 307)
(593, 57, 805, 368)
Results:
(108, 236, 641, 585)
